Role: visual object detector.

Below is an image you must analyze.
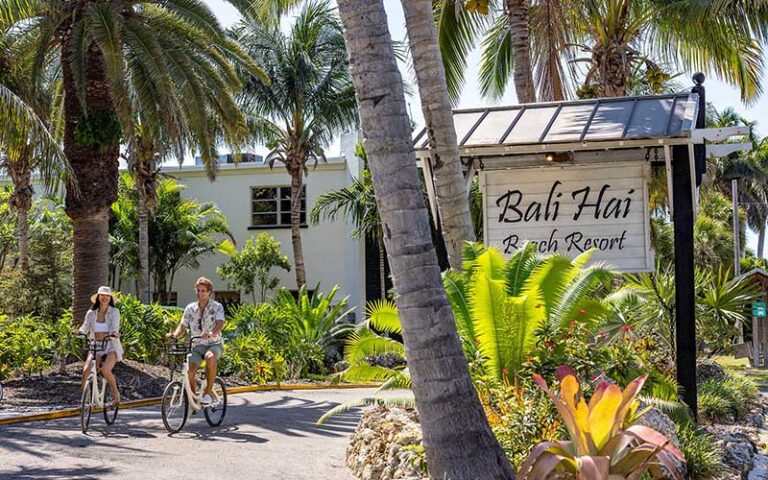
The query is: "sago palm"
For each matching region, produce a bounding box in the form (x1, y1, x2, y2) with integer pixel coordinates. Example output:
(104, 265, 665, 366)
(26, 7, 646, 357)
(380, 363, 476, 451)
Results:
(232, 0, 358, 288)
(2, 0, 262, 321)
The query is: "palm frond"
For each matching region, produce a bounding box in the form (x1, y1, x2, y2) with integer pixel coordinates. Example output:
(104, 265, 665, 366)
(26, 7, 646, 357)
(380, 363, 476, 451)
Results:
(316, 395, 415, 425)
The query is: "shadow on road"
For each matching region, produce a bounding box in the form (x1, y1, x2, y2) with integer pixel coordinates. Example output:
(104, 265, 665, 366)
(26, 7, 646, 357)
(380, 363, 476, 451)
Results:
(0, 389, 365, 479)
(0, 465, 113, 479)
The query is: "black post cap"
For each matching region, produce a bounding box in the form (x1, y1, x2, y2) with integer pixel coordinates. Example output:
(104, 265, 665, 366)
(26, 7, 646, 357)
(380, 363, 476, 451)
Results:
(693, 72, 705, 86)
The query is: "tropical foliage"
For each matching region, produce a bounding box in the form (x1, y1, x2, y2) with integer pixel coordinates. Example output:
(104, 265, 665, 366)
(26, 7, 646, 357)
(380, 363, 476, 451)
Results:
(435, 0, 768, 102)
(232, 0, 358, 287)
(519, 368, 685, 479)
(110, 174, 234, 305)
(272, 284, 354, 378)
(0, 194, 72, 322)
(218, 233, 291, 303)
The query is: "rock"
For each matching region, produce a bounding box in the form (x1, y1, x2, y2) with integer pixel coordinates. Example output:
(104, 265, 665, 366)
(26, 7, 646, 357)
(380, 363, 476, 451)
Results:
(333, 361, 349, 373)
(697, 359, 726, 384)
(751, 454, 768, 480)
(631, 403, 687, 478)
(365, 353, 406, 370)
(635, 402, 680, 449)
(749, 466, 768, 480)
(748, 414, 765, 429)
(725, 441, 754, 471)
(346, 406, 428, 480)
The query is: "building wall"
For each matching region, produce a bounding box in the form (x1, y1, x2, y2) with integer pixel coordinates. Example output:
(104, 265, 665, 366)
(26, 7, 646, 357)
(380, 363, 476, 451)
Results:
(157, 157, 367, 318)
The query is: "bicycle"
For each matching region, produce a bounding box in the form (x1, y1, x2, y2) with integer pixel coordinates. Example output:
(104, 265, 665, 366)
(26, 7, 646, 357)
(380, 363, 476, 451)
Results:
(78, 334, 120, 433)
(161, 336, 227, 434)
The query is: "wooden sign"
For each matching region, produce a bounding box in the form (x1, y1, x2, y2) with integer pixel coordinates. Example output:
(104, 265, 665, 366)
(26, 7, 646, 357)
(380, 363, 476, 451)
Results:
(481, 162, 654, 272)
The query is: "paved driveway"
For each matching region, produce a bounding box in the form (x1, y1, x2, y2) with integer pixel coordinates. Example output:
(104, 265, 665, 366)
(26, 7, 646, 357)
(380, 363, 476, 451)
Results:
(0, 388, 376, 480)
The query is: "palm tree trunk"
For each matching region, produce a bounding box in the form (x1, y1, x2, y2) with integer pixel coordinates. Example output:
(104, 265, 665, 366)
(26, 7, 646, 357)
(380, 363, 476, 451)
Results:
(593, 41, 630, 97)
(289, 168, 307, 287)
(71, 212, 111, 320)
(8, 153, 33, 271)
(137, 192, 150, 303)
(506, 0, 536, 103)
(759, 224, 766, 258)
(401, 0, 475, 270)
(61, 29, 120, 324)
(337, 2, 515, 478)
(378, 234, 386, 299)
(17, 207, 29, 270)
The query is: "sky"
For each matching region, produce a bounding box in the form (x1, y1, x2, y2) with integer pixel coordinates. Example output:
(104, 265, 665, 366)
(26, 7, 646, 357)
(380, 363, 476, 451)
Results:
(201, 0, 768, 255)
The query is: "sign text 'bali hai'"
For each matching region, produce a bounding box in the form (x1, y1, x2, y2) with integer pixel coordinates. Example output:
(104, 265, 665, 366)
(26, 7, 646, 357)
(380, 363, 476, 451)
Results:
(481, 162, 654, 272)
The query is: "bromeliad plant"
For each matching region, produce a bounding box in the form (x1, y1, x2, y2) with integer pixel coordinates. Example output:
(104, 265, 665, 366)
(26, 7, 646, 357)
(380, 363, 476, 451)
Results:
(518, 367, 684, 479)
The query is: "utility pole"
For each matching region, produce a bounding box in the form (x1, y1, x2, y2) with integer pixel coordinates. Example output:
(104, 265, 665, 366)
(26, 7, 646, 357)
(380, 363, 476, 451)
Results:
(733, 178, 744, 343)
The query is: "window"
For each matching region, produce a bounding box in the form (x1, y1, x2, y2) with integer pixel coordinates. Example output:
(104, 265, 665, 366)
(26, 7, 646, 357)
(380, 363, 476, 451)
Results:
(215, 291, 241, 315)
(250, 186, 307, 228)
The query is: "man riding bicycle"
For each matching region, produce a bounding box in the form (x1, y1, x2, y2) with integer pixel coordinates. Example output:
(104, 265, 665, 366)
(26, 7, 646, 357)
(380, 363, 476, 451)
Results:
(167, 277, 225, 406)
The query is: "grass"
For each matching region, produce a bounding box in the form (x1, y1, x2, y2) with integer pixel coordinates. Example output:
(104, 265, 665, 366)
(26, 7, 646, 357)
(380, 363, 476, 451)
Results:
(713, 355, 768, 391)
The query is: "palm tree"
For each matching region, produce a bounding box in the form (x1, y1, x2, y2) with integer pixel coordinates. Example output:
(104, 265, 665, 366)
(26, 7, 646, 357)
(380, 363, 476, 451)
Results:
(309, 142, 387, 298)
(401, 0, 475, 270)
(337, 1, 515, 477)
(706, 108, 768, 260)
(232, 0, 358, 288)
(748, 138, 768, 257)
(441, 0, 767, 102)
(111, 175, 235, 305)
(2, 0, 261, 322)
(0, 25, 66, 270)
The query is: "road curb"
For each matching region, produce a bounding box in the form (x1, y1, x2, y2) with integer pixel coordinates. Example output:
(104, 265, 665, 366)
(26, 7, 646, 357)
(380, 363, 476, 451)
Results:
(0, 383, 375, 427)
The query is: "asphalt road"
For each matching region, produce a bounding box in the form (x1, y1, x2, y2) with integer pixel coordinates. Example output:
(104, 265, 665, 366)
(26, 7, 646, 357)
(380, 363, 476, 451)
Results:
(0, 388, 377, 480)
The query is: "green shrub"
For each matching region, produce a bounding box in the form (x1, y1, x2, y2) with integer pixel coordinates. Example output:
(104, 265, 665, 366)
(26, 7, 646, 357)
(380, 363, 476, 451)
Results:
(475, 379, 563, 470)
(698, 391, 731, 423)
(0, 315, 52, 378)
(678, 425, 722, 479)
(47, 311, 82, 369)
(219, 332, 286, 384)
(699, 372, 757, 422)
(722, 371, 758, 402)
(272, 284, 354, 378)
(117, 294, 181, 363)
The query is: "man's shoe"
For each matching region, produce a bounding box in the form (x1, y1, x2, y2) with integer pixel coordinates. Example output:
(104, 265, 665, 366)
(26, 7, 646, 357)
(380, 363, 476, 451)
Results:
(201, 393, 212, 406)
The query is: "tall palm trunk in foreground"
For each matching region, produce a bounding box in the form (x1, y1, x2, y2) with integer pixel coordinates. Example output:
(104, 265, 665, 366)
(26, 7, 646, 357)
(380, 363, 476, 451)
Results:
(401, 0, 475, 270)
(61, 36, 119, 324)
(337, 1, 515, 478)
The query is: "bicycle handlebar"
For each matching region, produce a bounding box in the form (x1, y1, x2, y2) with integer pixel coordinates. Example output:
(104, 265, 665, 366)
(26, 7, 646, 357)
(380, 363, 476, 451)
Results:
(77, 334, 118, 353)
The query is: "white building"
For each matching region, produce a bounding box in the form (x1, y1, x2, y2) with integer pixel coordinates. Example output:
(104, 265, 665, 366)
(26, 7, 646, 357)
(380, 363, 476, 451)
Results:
(1, 135, 379, 320)
(159, 153, 368, 316)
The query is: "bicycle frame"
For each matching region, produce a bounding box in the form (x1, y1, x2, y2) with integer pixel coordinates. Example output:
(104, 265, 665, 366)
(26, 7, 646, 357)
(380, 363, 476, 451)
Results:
(81, 335, 116, 410)
(166, 338, 223, 413)
(84, 355, 109, 410)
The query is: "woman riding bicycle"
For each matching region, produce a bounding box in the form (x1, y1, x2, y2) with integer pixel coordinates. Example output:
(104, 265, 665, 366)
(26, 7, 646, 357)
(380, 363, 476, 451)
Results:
(76, 286, 123, 407)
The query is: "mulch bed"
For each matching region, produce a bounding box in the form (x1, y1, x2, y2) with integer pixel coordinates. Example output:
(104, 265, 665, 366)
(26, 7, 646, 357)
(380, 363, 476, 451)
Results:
(0, 360, 251, 413)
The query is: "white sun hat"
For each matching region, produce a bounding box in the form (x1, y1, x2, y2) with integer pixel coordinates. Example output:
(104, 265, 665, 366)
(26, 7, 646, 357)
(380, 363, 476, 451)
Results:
(90, 286, 120, 304)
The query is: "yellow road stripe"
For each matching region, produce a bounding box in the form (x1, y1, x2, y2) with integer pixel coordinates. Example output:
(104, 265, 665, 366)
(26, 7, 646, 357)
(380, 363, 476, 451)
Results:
(0, 384, 376, 426)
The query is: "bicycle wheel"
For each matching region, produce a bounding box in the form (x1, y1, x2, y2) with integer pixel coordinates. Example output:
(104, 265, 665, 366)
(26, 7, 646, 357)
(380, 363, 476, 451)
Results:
(203, 378, 227, 427)
(103, 382, 119, 425)
(80, 382, 93, 433)
(161, 380, 188, 433)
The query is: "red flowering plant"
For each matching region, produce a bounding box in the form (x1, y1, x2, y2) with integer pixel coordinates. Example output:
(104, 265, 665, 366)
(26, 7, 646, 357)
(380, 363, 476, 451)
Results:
(518, 366, 685, 480)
